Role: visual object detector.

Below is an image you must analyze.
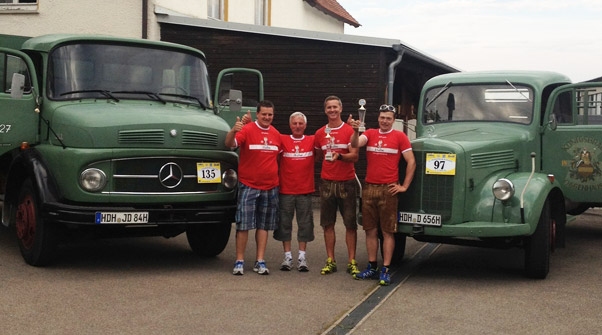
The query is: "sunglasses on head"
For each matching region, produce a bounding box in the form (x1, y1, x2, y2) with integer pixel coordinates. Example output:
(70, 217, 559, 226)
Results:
(379, 104, 395, 112)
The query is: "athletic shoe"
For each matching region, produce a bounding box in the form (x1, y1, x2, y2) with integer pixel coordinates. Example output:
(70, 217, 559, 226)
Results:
(320, 257, 337, 275)
(379, 267, 391, 286)
(253, 261, 270, 275)
(280, 257, 293, 271)
(232, 261, 244, 275)
(298, 258, 309, 272)
(353, 264, 379, 280)
(347, 259, 360, 275)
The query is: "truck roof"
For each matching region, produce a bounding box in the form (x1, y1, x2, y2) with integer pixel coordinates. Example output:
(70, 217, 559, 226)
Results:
(19, 34, 206, 59)
(425, 70, 572, 90)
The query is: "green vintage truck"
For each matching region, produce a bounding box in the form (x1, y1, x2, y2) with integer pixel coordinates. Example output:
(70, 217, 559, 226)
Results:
(396, 71, 602, 278)
(0, 34, 262, 266)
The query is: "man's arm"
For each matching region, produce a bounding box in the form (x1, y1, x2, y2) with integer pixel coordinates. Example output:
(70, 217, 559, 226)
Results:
(225, 116, 243, 148)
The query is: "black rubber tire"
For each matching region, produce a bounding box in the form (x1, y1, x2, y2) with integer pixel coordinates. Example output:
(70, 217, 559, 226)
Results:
(14, 179, 58, 266)
(524, 199, 552, 279)
(186, 221, 232, 257)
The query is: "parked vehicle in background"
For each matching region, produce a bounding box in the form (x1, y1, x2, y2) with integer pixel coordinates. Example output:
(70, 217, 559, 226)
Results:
(0, 34, 262, 266)
(396, 70, 602, 278)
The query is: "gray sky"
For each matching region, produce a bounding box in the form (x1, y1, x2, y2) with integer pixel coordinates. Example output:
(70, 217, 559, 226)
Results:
(339, 0, 601, 82)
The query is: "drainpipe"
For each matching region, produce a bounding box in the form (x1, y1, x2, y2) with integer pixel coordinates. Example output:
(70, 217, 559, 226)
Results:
(387, 44, 405, 105)
(142, 0, 148, 39)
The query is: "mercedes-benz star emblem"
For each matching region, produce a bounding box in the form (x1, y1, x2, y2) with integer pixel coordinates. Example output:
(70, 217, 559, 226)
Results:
(159, 162, 183, 189)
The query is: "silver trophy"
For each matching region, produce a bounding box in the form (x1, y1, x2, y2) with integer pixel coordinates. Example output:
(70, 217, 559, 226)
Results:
(358, 99, 366, 132)
(324, 127, 334, 161)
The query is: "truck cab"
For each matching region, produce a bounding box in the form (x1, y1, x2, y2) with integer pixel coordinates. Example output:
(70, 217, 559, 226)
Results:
(0, 34, 262, 266)
(397, 70, 602, 278)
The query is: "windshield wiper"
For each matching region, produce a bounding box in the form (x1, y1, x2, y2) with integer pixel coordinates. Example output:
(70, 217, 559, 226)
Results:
(158, 93, 208, 109)
(426, 81, 452, 108)
(505, 80, 533, 102)
(60, 89, 119, 102)
(113, 91, 167, 104)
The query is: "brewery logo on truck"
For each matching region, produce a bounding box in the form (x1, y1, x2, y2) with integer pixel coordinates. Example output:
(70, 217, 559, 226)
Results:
(562, 137, 602, 188)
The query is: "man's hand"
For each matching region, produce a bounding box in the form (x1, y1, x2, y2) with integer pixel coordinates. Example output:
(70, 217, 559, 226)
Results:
(241, 110, 252, 125)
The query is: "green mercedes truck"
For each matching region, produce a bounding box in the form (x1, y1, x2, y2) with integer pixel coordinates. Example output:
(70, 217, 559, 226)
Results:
(0, 34, 262, 266)
(397, 71, 602, 278)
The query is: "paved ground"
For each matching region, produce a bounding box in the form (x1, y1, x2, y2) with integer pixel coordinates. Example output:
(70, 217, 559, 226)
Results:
(1, 208, 602, 334)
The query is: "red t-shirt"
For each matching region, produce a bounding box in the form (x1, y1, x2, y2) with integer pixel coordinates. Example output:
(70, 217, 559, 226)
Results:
(234, 121, 281, 190)
(314, 122, 356, 181)
(279, 134, 315, 195)
(361, 128, 412, 184)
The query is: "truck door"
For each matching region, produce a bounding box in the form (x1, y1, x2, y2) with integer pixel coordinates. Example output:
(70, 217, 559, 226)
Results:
(213, 68, 264, 127)
(0, 48, 38, 154)
(542, 82, 602, 203)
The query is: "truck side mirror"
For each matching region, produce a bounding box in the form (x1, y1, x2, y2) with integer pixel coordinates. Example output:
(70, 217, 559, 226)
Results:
(10, 73, 25, 99)
(228, 89, 242, 112)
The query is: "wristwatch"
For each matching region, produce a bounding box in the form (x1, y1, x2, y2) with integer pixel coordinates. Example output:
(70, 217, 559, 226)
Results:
(337, 154, 343, 161)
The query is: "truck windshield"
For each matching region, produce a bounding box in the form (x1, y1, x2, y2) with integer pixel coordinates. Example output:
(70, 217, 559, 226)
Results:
(47, 43, 211, 107)
(423, 83, 534, 125)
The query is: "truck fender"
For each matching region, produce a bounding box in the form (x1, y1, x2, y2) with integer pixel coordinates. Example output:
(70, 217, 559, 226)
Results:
(2, 149, 61, 226)
(495, 172, 560, 235)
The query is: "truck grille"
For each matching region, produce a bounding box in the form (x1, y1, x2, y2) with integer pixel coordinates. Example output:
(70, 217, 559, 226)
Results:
(109, 157, 221, 194)
(399, 151, 454, 221)
(471, 150, 515, 169)
(118, 129, 218, 146)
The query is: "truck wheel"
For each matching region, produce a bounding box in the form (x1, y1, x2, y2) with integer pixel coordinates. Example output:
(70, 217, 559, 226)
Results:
(524, 199, 552, 279)
(14, 179, 58, 266)
(186, 221, 232, 257)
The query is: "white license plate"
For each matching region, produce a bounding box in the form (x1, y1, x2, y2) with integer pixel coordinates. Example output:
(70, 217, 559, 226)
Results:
(398, 212, 442, 226)
(95, 212, 149, 224)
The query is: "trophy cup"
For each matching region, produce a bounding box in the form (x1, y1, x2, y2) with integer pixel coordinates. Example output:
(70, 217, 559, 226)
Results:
(324, 127, 334, 161)
(358, 99, 366, 132)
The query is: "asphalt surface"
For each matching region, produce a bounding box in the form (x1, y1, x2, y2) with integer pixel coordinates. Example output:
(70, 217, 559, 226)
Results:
(1, 207, 602, 334)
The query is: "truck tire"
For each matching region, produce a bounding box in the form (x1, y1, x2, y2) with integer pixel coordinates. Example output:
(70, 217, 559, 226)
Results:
(524, 199, 552, 279)
(186, 221, 231, 257)
(14, 179, 58, 266)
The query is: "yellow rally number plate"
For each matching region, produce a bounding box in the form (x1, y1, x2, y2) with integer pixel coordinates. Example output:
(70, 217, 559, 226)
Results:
(197, 162, 221, 183)
(425, 153, 456, 175)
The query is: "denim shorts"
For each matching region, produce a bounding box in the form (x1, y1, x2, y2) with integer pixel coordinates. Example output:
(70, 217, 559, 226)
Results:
(235, 183, 279, 231)
(273, 194, 315, 242)
(361, 183, 398, 233)
(319, 179, 357, 230)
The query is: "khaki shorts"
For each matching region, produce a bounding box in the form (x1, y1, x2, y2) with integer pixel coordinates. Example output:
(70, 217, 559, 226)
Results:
(361, 183, 398, 233)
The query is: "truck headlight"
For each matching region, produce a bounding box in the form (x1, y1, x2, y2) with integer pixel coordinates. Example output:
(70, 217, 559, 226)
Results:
(80, 168, 107, 192)
(223, 169, 238, 190)
(492, 178, 514, 201)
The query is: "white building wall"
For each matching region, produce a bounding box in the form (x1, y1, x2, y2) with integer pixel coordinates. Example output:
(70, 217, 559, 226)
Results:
(0, 0, 141, 38)
(0, 0, 345, 41)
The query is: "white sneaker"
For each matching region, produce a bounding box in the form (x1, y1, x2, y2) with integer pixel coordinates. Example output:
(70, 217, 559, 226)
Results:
(253, 261, 270, 275)
(280, 257, 293, 271)
(232, 261, 244, 275)
(298, 258, 309, 272)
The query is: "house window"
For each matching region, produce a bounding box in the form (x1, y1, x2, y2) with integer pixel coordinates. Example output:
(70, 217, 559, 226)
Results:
(207, 0, 223, 20)
(0, 0, 38, 12)
(255, 0, 268, 25)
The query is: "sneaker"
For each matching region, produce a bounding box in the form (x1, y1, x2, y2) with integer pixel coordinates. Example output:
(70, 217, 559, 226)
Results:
(298, 258, 309, 272)
(379, 267, 391, 286)
(232, 261, 244, 275)
(347, 259, 360, 276)
(320, 257, 337, 275)
(353, 264, 378, 280)
(253, 261, 270, 275)
(280, 257, 293, 271)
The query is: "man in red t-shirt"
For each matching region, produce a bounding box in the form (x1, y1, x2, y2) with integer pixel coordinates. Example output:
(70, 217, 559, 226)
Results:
(225, 100, 281, 276)
(350, 104, 416, 286)
(314, 95, 360, 276)
(274, 112, 315, 272)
